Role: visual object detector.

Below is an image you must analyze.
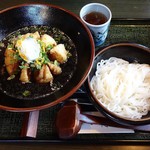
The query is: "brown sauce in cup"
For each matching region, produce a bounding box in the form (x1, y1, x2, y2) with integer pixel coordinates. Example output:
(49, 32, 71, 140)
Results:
(83, 11, 107, 25)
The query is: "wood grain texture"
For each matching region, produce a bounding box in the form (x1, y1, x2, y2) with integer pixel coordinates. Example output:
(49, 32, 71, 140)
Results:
(0, 144, 150, 150)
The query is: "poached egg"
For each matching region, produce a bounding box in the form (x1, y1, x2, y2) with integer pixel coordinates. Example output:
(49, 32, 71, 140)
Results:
(18, 37, 40, 62)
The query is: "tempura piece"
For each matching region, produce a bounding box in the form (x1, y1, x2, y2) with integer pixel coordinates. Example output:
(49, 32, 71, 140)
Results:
(49, 44, 68, 64)
(41, 34, 57, 47)
(31, 31, 40, 40)
(19, 63, 31, 83)
(4, 49, 19, 75)
(22, 31, 40, 40)
(47, 62, 62, 75)
(34, 64, 53, 83)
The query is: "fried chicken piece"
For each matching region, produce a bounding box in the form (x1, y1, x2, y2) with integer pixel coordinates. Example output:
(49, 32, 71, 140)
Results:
(31, 31, 40, 40)
(34, 64, 53, 83)
(22, 31, 40, 40)
(19, 63, 31, 83)
(49, 44, 68, 64)
(41, 34, 57, 47)
(47, 62, 62, 75)
(4, 49, 19, 75)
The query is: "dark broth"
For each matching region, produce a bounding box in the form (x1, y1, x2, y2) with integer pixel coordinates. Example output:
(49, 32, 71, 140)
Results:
(0, 26, 78, 99)
(83, 11, 107, 25)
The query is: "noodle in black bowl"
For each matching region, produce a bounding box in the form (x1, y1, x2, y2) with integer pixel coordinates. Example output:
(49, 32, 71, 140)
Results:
(85, 43, 150, 126)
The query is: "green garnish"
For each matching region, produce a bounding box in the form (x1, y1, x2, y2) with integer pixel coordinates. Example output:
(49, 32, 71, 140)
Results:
(42, 52, 50, 64)
(7, 44, 14, 49)
(0, 42, 4, 47)
(22, 90, 31, 97)
(46, 44, 53, 51)
(38, 40, 46, 51)
(19, 61, 29, 69)
(19, 65, 28, 69)
(29, 35, 33, 38)
(17, 34, 22, 39)
(7, 74, 15, 80)
(67, 51, 72, 58)
(54, 60, 60, 66)
(35, 64, 42, 70)
(13, 52, 22, 60)
(30, 63, 36, 68)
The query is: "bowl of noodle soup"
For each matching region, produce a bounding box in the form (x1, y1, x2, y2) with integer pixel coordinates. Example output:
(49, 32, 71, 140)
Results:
(85, 43, 150, 126)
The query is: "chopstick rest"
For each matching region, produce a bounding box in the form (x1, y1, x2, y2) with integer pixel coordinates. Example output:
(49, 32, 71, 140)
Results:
(56, 100, 150, 139)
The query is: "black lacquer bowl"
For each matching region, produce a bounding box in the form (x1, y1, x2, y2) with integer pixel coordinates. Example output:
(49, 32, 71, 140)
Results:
(0, 3, 95, 111)
(85, 43, 150, 126)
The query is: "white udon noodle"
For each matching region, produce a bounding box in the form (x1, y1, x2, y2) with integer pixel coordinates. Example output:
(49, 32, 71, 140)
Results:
(90, 57, 150, 119)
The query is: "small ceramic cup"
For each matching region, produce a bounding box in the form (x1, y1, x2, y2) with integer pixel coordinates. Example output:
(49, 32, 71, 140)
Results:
(80, 3, 112, 46)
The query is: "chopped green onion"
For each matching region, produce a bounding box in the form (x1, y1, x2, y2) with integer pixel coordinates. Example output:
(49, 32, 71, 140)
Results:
(36, 64, 42, 70)
(0, 42, 4, 47)
(29, 35, 33, 38)
(46, 45, 53, 51)
(19, 65, 27, 69)
(7, 44, 14, 49)
(30, 63, 36, 68)
(19, 62, 29, 69)
(67, 51, 72, 58)
(7, 75, 15, 80)
(23, 90, 31, 97)
(13, 52, 22, 60)
(54, 60, 60, 66)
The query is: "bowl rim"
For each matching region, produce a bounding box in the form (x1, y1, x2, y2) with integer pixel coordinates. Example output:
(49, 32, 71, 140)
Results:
(0, 3, 71, 14)
(85, 42, 150, 126)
